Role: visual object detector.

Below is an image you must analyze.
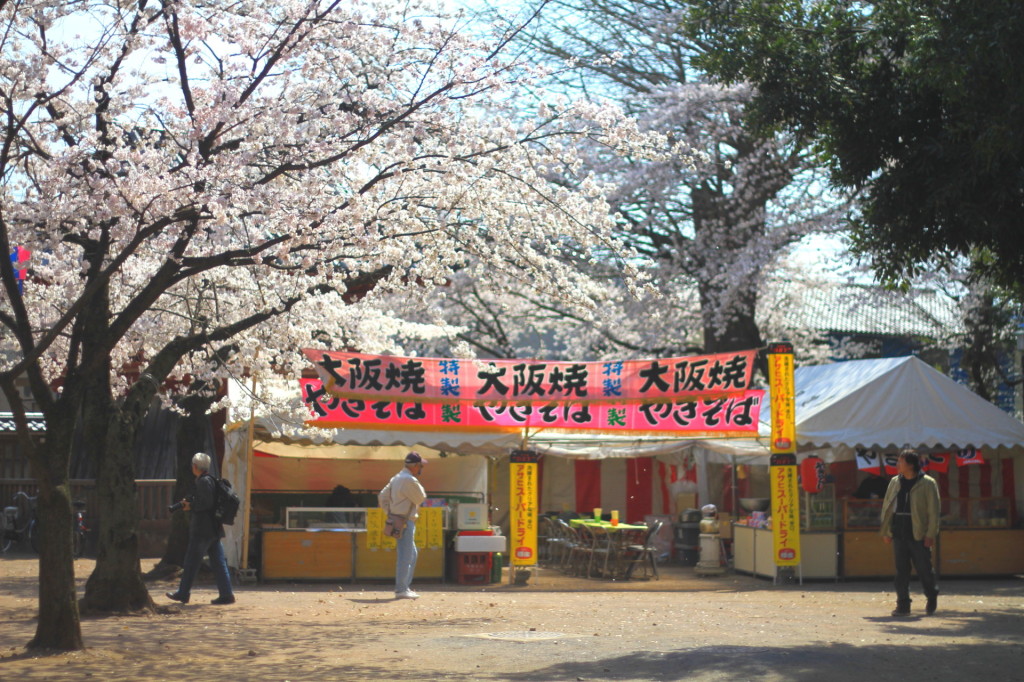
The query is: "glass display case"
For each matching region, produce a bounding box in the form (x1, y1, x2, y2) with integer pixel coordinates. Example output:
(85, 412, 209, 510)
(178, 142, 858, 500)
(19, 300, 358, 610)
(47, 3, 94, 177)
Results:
(284, 507, 367, 530)
(844, 499, 883, 528)
(802, 484, 836, 530)
(844, 496, 1016, 529)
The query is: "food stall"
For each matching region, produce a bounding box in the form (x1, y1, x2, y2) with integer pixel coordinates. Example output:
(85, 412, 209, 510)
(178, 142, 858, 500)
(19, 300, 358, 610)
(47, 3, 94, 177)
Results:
(707, 356, 1024, 579)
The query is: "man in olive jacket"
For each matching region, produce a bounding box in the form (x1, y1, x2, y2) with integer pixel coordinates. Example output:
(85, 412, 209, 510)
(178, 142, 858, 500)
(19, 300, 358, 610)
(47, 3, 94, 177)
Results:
(880, 449, 940, 617)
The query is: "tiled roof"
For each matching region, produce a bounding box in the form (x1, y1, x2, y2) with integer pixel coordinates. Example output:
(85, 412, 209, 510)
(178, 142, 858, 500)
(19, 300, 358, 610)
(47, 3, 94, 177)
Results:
(0, 412, 46, 434)
(768, 281, 963, 338)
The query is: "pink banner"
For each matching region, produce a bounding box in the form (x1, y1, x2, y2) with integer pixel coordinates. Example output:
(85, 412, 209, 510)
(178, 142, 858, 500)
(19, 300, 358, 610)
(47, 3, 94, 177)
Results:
(303, 348, 758, 405)
(301, 378, 763, 436)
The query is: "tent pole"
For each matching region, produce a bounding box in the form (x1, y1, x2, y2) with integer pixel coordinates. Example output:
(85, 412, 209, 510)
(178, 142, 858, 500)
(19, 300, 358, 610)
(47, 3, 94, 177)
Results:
(731, 454, 738, 518)
(240, 371, 257, 573)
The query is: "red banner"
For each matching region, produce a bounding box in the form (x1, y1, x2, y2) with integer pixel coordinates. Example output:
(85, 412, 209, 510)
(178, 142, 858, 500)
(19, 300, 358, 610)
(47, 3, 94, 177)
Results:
(924, 453, 950, 473)
(303, 349, 758, 405)
(301, 378, 763, 436)
(955, 447, 984, 466)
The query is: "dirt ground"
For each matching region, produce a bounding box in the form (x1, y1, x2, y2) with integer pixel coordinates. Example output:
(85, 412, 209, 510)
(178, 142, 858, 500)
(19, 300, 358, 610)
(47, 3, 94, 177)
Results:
(1, 551, 1022, 681)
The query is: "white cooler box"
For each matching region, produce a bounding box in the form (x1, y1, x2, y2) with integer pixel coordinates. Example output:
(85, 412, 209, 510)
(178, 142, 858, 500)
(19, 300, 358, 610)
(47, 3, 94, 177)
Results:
(454, 534, 507, 552)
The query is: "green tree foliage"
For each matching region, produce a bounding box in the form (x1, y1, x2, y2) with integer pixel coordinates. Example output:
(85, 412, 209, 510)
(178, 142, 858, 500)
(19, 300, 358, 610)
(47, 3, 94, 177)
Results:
(689, 0, 1024, 296)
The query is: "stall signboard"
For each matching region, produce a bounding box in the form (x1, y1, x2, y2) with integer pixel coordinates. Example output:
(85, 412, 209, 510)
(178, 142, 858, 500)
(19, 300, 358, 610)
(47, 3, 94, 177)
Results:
(304, 349, 758, 404)
(770, 453, 801, 566)
(509, 450, 539, 567)
(766, 342, 796, 454)
(767, 343, 800, 567)
(301, 378, 763, 436)
(366, 507, 443, 551)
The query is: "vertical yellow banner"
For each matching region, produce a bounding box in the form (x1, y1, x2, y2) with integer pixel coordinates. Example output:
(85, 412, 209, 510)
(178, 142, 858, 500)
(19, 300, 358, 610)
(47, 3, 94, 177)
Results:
(509, 450, 539, 566)
(767, 343, 796, 454)
(366, 507, 393, 550)
(767, 342, 800, 567)
(419, 507, 444, 549)
(770, 453, 801, 566)
(368, 507, 441, 550)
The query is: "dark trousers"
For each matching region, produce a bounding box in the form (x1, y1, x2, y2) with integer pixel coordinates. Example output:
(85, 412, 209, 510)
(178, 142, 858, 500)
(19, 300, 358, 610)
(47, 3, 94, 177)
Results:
(892, 535, 938, 606)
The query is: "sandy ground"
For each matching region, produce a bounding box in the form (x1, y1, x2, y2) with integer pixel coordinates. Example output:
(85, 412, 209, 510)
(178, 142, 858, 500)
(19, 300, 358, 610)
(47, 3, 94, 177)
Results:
(1, 551, 1022, 681)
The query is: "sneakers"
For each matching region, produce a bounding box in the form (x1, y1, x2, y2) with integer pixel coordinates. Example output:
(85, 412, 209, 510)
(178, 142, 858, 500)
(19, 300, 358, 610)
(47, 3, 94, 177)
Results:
(891, 602, 911, 617)
(211, 595, 236, 605)
(926, 595, 937, 615)
(395, 590, 420, 600)
(166, 591, 189, 604)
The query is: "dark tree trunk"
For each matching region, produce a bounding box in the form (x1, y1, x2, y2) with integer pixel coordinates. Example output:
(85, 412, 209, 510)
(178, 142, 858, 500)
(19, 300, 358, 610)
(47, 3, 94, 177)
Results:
(29, 407, 84, 650)
(81, 391, 157, 612)
(80, 276, 153, 613)
(159, 390, 217, 569)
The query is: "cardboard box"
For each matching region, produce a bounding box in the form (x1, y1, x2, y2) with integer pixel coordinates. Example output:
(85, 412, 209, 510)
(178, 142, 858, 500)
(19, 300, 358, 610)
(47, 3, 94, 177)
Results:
(674, 493, 698, 515)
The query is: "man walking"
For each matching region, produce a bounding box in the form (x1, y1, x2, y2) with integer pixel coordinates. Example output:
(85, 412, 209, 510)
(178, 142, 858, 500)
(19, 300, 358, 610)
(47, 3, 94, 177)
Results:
(880, 449, 940, 617)
(380, 452, 427, 599)
(167, 452, 236, 605)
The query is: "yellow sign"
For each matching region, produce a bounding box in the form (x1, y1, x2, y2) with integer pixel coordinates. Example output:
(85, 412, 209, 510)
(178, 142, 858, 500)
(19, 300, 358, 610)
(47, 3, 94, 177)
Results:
(509, 450, 539, 566)
(767, 343, 796, 454)
(770, 455, 801, 566)
(367, 507, 442, 550)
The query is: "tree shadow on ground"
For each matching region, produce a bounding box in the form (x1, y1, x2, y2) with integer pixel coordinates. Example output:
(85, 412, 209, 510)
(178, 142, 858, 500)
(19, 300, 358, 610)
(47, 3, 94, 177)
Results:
(494, 639, 1024, 682)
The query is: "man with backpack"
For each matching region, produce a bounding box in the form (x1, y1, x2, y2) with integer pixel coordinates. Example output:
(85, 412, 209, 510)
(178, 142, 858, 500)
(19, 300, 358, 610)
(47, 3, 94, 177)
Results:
(166, 452, 236, 605)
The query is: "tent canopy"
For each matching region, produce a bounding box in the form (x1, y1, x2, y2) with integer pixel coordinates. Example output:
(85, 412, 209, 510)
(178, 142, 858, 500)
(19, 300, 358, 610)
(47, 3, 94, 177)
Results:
(760, 355, 1024, 452)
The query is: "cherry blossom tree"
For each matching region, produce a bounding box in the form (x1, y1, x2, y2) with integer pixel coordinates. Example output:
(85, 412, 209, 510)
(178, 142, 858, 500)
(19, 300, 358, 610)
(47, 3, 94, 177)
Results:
(477, 0, 851, 358)
(0, 0, 662, 648)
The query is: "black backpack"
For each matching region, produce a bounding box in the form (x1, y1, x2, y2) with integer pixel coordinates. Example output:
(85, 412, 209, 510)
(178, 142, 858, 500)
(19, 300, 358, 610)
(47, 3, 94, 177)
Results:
(213, 477, 241, 526)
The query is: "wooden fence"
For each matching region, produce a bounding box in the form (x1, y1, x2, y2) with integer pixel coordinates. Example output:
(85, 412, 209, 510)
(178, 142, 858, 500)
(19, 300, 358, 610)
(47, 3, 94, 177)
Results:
(1, 479, 177, 557)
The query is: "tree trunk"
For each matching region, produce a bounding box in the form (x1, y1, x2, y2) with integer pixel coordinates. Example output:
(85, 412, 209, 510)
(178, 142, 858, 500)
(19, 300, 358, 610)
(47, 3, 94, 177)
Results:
(159, 390, 217, 569)
(81, 395, 156, 613)
(29, 409, 84, 650)
(79, 275, 153, 613)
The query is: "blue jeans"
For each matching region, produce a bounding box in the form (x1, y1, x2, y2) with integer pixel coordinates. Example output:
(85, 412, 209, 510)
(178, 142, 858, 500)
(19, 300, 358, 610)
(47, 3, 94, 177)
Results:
(395, 519, 418, 594)
(178, 535, 234, 600)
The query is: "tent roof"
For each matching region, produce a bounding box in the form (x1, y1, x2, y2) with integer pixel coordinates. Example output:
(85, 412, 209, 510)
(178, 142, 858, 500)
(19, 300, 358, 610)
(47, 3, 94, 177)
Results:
(766, 355, 1024, 451)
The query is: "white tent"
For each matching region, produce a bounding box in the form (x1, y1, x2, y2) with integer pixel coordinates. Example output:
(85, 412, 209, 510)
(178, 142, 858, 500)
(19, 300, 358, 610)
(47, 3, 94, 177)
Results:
(755, 355, 1024, 453)
(705, 355, 1024, 519)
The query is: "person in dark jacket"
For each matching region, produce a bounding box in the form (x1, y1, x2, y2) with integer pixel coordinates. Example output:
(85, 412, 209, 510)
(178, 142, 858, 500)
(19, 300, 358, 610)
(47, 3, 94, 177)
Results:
(166, 452, 236, 605)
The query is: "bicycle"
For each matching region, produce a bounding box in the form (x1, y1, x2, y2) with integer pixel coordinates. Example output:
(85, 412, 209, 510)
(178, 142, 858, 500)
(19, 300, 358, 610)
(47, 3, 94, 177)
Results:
(1, 492, 86, 557)
(1, 491, 37, 553)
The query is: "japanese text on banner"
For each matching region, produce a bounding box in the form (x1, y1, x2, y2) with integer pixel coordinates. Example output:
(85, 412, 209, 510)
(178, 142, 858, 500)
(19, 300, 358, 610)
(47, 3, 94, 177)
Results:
(771, 455, 801, 567)
(301, 379, 763, 436)
(509, 451, 539, 567)
(304, 349, 758, 404)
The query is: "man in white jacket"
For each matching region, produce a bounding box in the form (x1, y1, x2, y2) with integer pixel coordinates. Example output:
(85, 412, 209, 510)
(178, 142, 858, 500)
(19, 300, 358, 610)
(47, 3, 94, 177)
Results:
(380, 452, 427, 599)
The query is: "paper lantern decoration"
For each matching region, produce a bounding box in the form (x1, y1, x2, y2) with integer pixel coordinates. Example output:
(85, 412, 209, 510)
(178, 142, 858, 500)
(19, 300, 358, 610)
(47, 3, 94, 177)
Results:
(799, 456, 826, 494)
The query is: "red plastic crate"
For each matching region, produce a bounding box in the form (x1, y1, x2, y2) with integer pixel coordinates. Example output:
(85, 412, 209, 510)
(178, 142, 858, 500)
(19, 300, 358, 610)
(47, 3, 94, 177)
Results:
(456, 552, 492, 585)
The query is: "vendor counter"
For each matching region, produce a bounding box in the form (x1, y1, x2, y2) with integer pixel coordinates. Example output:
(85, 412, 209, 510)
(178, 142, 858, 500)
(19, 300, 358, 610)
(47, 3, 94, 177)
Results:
(260, 507, 445, 581)
(732, 497, 1024, 580)
(732, 525, 839, 580)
